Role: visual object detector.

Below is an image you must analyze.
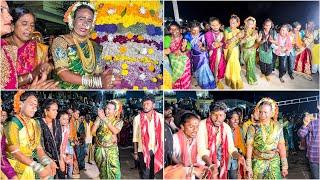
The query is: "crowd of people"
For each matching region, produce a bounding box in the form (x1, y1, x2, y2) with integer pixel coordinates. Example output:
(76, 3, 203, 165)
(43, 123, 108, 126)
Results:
(0, 0, 121, 90)
(164, 98, 319, 179)
(0, 91, 164, 179)
(164, 14, 319, 89)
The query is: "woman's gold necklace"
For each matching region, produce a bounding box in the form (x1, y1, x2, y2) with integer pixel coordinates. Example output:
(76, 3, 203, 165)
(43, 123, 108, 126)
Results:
(71, 32, 96, 74)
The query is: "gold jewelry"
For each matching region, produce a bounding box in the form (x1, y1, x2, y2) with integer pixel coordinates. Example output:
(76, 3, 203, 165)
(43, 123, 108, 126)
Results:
(17, 114, 36, 147)
(56, 68, 68, 75)
(71, 33, 96, 74)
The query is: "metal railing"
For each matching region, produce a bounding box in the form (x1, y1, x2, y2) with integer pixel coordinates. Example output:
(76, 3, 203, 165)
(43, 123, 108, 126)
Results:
(277, 96, 319, 106)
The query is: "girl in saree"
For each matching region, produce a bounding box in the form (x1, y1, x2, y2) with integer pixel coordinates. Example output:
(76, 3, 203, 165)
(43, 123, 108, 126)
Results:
(164, 21, 192, 89)
(91, 100, 123, 179)
(293, 21, 313, 80)
(5, 7, 57, 89)
(224, 15, 244, 89)
(205, 17, 226, 89)
(185, 21, 216, 89)
(240, 17, 259, 85)
(164, 110, 207, 179)
(246, 98, 288, 179)
(52, 2, 120, 89)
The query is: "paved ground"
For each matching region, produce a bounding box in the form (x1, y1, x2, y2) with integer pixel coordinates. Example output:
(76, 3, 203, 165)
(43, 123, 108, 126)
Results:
(286, 150, 312, 179)
(80, 147, 139, 179)
(192, 66, 319, 90)
(80, 146, 312, 179)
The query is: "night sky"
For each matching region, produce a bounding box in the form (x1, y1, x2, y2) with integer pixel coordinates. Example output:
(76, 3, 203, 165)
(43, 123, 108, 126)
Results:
(165, 1, 319, 28)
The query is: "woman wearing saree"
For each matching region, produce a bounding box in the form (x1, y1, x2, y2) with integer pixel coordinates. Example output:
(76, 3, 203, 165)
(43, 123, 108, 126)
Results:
(185, 21, 215, 89)
(91, 100, 123, 179)
(240, 17, 258, 85)
(224, 15, 244, 89)
(164, 21, 192, 89)
(0, 0, 17, 89)
(52, 2, 120, 89)
(246, 98, 288, 179)
(205, 17, 226, 89)
(5, 7, 56, 89)
(293, 21, 314, 80)
(311, 28, 319, 73)
(4, 91, 57, 179)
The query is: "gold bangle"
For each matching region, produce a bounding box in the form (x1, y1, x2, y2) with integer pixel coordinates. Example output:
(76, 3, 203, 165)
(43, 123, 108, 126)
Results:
(56, 68, 68, 75)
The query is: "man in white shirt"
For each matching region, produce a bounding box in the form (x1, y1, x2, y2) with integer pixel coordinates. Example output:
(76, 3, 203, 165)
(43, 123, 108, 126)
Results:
(197, 101, 245, 179)
(133, 95, 164, 179)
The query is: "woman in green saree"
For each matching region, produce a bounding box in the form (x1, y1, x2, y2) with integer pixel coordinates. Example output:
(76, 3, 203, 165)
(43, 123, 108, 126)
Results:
(240, 17, 259, 85)
(246, 98, 288, 179)
(52, 2, 120, 89)
(91, 100, 123, 179)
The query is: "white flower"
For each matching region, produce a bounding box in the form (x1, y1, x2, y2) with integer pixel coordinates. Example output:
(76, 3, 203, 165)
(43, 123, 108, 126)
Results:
(67, 2, 96, 30)
(113, 69, 120, 74)
(140, 48, 147, 55)
(139, 7, 146, 15)
(107, 8, 116, 15)
(139, 73, 146, 80)
(108, 34, 114, 42)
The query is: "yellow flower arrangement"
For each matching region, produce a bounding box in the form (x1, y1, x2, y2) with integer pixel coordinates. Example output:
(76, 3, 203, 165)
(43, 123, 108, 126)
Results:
(157, 73, 163, 80)
(151, 77, 157, 83)
(147, 48, 154, 55)
(91, 1, 161, 13)
(119, 46, 127, 54)
(90, 32, 98, 39)
(92, 1, 162, 27)
(148, 65, 155, 72)
(137, 35, 144, 41)
(143, 87, 148, 90)
(104, 55, 159, 65)
(133, 86, 139, 90)
(121, 63, 128, 69)
(121, 69, 129, 76)
(127, 33, 134, 39)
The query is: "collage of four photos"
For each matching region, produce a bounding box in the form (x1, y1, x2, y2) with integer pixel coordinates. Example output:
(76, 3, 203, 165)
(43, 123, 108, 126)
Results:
(0, 0, 319, 179)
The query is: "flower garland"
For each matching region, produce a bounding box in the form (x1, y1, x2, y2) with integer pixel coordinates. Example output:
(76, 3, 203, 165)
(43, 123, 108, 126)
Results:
(64, 2, 97, 30)
(92, 1, 162, 27)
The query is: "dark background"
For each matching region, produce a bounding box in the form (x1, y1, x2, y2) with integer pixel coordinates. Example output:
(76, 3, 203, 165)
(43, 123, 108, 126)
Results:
(165, 1, 319, 28)
(170, 91, 319, 114)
